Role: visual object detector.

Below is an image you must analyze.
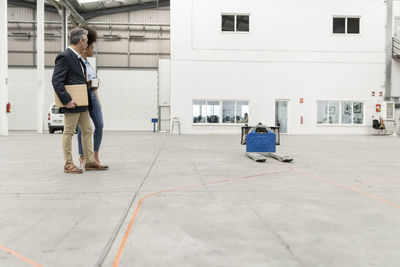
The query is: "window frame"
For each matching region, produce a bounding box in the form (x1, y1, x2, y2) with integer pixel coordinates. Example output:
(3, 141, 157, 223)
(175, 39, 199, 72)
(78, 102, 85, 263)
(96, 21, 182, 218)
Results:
(193, 100, 250, 125)
(332, 16, 361, 35)
(317, 100, 365, 126)
(221, 13, 251, 33)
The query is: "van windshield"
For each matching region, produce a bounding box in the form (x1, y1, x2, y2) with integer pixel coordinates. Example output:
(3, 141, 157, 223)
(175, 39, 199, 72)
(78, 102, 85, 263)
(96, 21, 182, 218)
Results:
(52, 106, 61, 114)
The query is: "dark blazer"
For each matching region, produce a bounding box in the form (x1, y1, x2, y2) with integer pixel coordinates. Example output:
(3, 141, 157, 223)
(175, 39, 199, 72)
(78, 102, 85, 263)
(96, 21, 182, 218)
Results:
(52, 48, 90, 113)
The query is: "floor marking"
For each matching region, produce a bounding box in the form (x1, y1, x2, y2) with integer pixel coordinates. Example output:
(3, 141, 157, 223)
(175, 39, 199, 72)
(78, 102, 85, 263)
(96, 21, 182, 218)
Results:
(0, 245, 44, 267)
(293, 168, 400, 209)
(112, 168, 294, 267)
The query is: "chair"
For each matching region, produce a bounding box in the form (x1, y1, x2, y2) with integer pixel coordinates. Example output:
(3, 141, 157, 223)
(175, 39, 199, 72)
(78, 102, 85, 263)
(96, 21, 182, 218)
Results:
(171, 117, 181, 134)
(372, 119, 386, 135)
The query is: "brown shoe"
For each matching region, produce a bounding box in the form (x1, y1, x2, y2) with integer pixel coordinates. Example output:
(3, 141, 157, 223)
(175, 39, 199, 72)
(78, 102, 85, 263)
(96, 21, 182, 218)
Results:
(64, 163, 83, 174)
(85, 162, 108, 171)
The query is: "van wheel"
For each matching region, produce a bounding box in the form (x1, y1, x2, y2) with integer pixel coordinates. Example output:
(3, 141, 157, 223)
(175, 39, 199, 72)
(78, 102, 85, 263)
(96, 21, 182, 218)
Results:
(49, 128, 55, 134)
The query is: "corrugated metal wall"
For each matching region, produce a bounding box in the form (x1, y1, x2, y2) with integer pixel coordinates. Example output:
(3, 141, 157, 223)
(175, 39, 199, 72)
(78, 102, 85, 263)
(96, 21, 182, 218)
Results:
(7, 6, 170, 68)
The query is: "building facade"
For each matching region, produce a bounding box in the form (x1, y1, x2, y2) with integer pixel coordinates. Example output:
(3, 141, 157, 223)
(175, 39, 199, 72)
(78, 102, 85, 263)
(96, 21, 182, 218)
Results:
(170, 0, 393, 134)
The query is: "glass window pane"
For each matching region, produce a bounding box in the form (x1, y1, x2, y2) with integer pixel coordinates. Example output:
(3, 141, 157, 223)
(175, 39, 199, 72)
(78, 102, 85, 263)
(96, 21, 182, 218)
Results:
(222, 101, 235, 123)
(52, 105, 61, 114)
(236, 101, 249, 123)
(333, 17, 346, 34)
(222, 15, 235, 31)
(207, 101, 220, 123)
(317, 101, 328, 124)
(347, 18, 360, 34)
(341, 102, 352, 124)
(329, 101, 340, 124)
(236, 15, 249, 32)
(353, 102, 363, 124)
(193, 100, 206, 123)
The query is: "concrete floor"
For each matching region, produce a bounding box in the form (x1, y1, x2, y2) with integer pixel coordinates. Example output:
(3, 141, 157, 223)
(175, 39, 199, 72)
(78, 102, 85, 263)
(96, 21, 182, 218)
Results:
(0, 132, 400, 267)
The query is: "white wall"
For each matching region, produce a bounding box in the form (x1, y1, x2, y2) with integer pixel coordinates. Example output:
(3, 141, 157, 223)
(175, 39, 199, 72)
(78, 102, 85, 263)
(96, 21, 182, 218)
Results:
(170, 0, 387, 134)
(8, 68, 158, 131)
(391, 2, 400, 98)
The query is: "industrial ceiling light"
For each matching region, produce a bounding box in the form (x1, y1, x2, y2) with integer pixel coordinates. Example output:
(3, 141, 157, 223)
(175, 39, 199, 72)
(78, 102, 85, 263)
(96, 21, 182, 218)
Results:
(77, 0, 99, 3)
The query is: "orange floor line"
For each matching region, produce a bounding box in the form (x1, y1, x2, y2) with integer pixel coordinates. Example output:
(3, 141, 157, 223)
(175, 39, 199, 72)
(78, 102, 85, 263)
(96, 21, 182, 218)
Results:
(113, 163, 400, 266)
(0, 245, 44, 267)
(112, 168, 293, 267)
(295, 168, 400, 209)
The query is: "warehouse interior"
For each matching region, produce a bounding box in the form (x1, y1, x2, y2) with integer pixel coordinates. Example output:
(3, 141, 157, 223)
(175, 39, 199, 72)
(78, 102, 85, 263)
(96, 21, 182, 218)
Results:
(1, 1, 400, 267)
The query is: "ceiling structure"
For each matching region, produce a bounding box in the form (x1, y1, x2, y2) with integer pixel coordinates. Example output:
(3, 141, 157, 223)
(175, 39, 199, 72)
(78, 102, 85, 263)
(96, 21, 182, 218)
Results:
(8, 0, 170, 24)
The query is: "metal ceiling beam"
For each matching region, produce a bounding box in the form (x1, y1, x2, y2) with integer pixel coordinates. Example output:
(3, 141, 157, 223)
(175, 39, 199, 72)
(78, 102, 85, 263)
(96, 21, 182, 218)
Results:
(7, 0, 170, 24)
(81, 0, 169, 20)
(47, 0, 62, 11)
(68, 0, 86, 13)
(7, 0, 58, 13)
(59, 0, 87, 26)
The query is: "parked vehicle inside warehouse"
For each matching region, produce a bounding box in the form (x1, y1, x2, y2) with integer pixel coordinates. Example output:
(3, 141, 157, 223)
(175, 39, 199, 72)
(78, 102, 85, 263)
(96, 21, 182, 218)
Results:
(48, 103, 64, 134)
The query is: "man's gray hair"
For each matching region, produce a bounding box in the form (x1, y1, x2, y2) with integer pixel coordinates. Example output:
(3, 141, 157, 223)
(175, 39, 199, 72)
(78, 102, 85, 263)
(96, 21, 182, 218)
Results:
(70, 28, 88, 45)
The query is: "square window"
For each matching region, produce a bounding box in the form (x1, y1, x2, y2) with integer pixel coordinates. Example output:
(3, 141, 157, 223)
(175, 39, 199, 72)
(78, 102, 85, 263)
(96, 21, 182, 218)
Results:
(222, 15, 235, 32)
(236, 15, 249, 32)
(333, 18, 346, 34)
(347, 18, 360, 34)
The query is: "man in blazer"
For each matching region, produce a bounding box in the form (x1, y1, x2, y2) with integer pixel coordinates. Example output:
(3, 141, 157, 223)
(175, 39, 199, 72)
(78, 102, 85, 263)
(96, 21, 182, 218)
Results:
(52, 28, 108, 174)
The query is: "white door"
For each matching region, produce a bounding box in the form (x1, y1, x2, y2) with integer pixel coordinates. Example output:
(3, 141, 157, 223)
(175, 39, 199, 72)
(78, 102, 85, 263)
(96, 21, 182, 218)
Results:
(275, 100, 288, 133)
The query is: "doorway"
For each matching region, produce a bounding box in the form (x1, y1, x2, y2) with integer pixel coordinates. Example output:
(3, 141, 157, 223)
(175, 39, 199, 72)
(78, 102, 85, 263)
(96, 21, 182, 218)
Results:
(275, 100, 288, 134)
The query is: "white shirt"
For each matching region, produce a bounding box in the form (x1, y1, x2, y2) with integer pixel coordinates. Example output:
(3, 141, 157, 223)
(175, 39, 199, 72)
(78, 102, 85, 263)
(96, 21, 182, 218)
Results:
(81, 58, 96, 81)
(68, 47, 85, 77)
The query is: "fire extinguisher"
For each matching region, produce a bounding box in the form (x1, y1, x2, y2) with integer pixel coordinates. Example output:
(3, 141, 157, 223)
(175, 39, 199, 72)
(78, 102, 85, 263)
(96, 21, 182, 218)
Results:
(300, 116, 303, 124)
(6, 102, 11, 113)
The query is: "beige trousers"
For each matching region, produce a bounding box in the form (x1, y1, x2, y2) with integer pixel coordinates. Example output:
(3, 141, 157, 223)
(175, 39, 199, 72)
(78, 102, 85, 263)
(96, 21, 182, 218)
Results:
(63, 111, 95, 164)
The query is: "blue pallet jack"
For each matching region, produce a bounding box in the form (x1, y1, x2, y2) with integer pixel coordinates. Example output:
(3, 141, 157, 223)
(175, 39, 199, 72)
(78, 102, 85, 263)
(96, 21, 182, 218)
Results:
(241, 123, 293, 163)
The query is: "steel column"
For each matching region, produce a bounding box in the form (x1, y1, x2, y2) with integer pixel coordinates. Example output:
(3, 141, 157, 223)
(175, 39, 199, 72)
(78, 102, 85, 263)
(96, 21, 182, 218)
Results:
(0, 0, 8, 135)
(37, 0, 45, 133)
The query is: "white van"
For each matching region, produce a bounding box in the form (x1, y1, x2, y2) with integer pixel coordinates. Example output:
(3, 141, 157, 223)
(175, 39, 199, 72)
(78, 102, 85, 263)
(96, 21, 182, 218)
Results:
(48, 103, 64, 134)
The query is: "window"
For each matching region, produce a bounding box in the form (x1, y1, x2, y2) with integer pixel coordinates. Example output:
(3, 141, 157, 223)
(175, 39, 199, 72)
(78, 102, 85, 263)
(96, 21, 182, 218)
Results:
(236, 101, 249, 123)
(193, 101, 206, 123)
(236, 15, 249, 32)
(333, 17, 360, 34)
(222, 14, 249, 32)
(222, 15, 235, 32)
(318, 101, 364, 125)
(222, 101, 235, 123)
(206, 101, 220, 123)
(193, 100, 249, 124)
